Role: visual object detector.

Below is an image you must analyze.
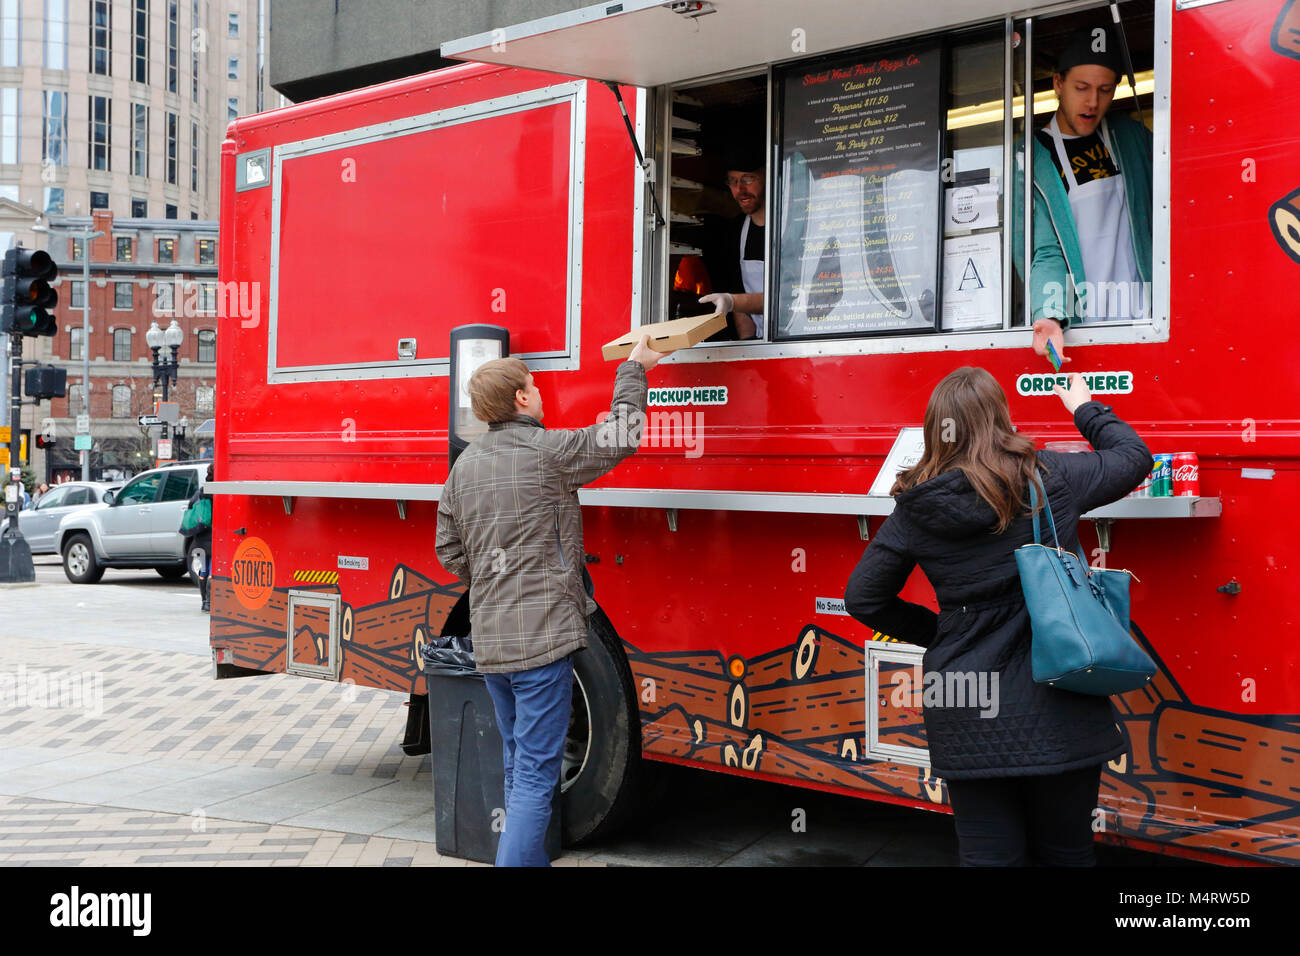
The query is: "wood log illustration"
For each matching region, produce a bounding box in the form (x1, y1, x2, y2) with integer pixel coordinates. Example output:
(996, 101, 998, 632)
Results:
(753, 735, 874, 791)
(341, 641, 419, 693)
(390, 564, 462, 599)
(684, 713, 755, 764)
(340, 604, 353, 642)
(1152, 703, 1300, 803)
(210, 617, 281, 643)
(215, 633, 284, 671)
(290, 602, 332, 665)
(745, 626, 865, 685)
(350, 592, 431, 656)
(1170, 824, 1300, 864)
(1111, 626, 1183, 716)
(210, 579, 339, 634)
(638, 651, 728, 677)
(1098, 772, 1156, 825)
(640, 705, 695, 758)
(1116, 717, 1160, 776)
(628, 660, 730, 724)
(748, 673, 865, 741)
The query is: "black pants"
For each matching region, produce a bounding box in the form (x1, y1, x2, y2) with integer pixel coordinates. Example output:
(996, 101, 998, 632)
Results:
(945, 763, 1103, 866)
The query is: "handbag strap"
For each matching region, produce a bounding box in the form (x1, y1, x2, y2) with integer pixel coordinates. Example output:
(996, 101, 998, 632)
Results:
(1027, 469, 1063, 549)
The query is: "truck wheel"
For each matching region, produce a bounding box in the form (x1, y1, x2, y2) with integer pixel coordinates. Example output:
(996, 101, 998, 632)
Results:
(156, 565, 188, 581)
(62, 534, 104, 584)
(561, 606, 648, 845)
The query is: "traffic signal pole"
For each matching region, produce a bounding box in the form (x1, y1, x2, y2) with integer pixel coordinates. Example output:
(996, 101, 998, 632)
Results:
(0, 330, 34, 582)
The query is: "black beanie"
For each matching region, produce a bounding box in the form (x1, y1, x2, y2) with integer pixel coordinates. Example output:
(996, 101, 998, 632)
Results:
(1056, 26, 1123, 78)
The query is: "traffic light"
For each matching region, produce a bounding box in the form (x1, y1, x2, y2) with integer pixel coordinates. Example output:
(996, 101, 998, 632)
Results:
(25, 365, 67, 399)
(35, 434, 55, 450)
(1, 248, 59, 336)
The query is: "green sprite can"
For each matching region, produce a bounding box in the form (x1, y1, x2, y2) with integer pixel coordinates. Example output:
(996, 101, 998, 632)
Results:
(1151, 454, 1174, 497)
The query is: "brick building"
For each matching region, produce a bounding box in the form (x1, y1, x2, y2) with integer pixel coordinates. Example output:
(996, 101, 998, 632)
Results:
(38, 208, 218, 480)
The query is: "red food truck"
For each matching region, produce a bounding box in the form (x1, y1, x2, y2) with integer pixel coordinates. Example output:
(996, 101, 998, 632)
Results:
(205, 0, 1300, 865)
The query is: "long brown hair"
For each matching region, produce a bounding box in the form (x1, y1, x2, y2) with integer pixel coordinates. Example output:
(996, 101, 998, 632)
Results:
(891, 367, 1043, 532)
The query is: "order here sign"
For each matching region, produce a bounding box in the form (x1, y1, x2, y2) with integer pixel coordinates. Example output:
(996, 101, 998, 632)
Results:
(1015, 371, 1134, 396)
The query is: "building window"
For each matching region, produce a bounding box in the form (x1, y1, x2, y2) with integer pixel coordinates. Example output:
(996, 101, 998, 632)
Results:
(44, 0, 67, 69)
(1, 0, 20, 67)
(190, 121, 198, 190)
(228, 56, 238, 79)
(68, 279, 84, 307)
(166, 112, 177, 184)
(131, 198, 146, 217)
(131, 103, 147, 177)
(197, 238, 215, 264)
(89, 96, 110, 170)
(228, 11, 237, 37)
(200, 281, 215, 313)
(157, 236, 174, 262)
(195, 385, 213, 415)
(165, 202, 177, 219)
(42, 90, 67, 167)
(167, 1, 178, 93)
(111, 384, 130, 418)
(68, 383, 85, 414)
(152, 278, 173, 313)
(197, 328, 215, 362)
(112, 327, 132, 360)
(90, 0, 110, 75)
(1, 88, 19, 165)
(133, 0, 148, 84)
(115, 236, 132, 261)
(43, 186, 64, 213)
(68, 326, 83, 359)
(90, 190, 108, 209)
(114, 282, 132, 309)
(227, 97, 237, 122)
(189, 0, 198, 102)
(190, 211, 197, 220)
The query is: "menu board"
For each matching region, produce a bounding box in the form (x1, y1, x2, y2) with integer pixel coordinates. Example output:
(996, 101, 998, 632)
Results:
(775, 44, 943, 338)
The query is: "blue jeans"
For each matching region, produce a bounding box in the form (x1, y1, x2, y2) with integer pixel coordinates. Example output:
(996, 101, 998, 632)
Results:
(482, 655, 573, 867)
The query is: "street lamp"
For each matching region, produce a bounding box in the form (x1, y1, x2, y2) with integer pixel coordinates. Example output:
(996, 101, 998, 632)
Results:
(148, 319, 184, 460)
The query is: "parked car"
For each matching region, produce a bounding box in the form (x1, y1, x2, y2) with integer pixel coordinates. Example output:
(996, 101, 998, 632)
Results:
(17, 482, 122, 554)
(55, 461, 210, 584)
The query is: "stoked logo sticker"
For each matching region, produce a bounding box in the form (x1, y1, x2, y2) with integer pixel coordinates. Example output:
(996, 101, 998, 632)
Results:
(231, 537, 275, 610)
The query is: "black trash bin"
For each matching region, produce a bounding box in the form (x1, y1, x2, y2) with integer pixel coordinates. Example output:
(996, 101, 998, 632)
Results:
(422, 633, 562, 864)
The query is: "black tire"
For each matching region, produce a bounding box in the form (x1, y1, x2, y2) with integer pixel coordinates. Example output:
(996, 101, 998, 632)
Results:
(157, 565, 188, 581)
(561, 606, 648, 846)
(61, 533, 104, 584)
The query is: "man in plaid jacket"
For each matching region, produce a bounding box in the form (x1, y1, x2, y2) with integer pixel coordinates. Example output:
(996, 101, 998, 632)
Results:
(435, 334, 667, 866)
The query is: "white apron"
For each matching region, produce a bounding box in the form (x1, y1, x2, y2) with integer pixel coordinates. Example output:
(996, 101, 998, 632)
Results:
(1045, 117, 1142, 322)
(739, 215, 765, 337)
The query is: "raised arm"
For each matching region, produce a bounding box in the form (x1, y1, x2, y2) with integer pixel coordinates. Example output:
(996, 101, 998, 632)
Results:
(1050, 375, 1153, 513)
(844, 514, 939, 648)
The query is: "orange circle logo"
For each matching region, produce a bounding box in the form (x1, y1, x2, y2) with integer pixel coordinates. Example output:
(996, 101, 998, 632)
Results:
(231, 537, 276, 610)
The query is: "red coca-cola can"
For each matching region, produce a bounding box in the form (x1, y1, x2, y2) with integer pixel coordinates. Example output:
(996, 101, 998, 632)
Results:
(1172, 452, 1200, 497)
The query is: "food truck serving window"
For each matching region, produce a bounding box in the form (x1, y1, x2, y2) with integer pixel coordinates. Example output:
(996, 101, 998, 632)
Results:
(637, 0, 1164, 363)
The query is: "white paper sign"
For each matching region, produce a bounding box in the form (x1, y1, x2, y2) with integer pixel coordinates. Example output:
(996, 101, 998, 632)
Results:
(942, 233, 1002, 331)
(457, 339, 502, 410)
(870, 427, 926, 496)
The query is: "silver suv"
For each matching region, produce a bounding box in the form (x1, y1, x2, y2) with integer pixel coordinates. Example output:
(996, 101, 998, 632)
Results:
(56, 462, 210, 584)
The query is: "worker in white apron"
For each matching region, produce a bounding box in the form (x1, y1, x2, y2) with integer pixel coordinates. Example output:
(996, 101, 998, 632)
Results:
(699, 144, 766, 339)
(1042, 115, 1144, 323)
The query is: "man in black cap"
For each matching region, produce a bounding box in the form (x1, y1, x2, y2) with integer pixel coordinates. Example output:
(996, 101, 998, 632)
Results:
(699, 140, 767, 340)
(1013, 25, 1153, 363)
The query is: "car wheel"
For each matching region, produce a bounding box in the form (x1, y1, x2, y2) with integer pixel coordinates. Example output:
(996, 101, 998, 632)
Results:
(62, 534, 104, 584)
(560, 606, 651, 846)
(186, 541, 207, 588)
(157, 565, 188, 581)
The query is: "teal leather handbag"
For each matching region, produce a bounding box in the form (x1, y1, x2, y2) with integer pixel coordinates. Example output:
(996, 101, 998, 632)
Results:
(1014, 473, 1156, 695)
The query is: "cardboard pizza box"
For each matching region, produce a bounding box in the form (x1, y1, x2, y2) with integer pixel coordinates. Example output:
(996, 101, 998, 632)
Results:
(602, 312, 728, 361)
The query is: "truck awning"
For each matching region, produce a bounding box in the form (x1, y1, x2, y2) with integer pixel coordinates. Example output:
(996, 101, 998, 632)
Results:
(440, 0, 1018, 88)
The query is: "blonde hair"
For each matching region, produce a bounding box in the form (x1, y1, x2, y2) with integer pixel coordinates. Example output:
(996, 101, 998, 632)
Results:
(468, 357, 530, 423)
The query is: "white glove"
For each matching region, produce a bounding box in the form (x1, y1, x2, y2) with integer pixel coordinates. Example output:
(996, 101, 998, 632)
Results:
(698, 292, 734, 316)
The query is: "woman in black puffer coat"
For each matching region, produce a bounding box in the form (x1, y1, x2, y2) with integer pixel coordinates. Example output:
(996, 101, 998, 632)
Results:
(844, 368, 1151, 866)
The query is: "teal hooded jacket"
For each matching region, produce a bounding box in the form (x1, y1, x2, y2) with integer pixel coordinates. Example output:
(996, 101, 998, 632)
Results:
(1011, 113, 1153, 329)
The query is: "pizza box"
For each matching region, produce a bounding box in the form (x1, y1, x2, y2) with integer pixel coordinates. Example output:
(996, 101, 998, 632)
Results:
(602, 312, 727, 361)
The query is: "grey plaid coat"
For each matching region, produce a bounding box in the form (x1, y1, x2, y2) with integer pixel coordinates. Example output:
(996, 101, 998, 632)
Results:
(435, 361, 648, 673)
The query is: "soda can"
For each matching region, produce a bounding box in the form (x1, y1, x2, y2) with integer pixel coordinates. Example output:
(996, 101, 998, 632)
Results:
(1151, 454, 1174, 497)
(1172, 452, 1200, 497)
(1129, 470, 1151, 498)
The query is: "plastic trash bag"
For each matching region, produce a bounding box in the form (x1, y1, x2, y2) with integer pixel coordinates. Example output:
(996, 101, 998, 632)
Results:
(420, 634, 479, 678)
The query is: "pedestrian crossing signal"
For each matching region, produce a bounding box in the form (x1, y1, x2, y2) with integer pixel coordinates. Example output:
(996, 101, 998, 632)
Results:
(1, 248, 59, 336)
